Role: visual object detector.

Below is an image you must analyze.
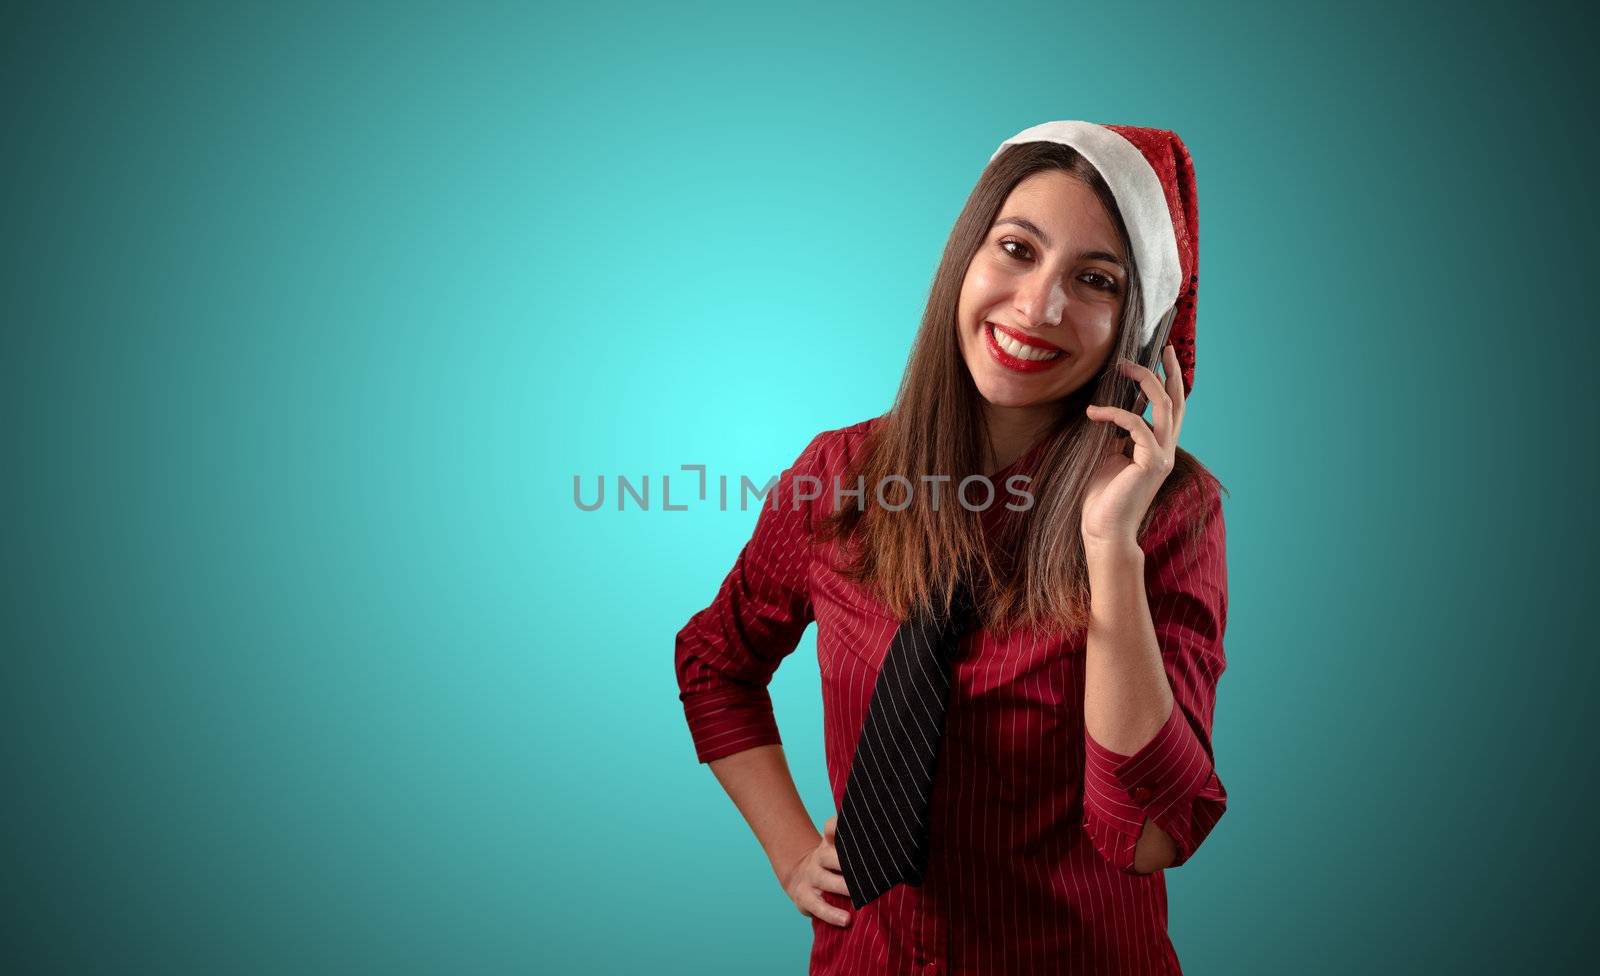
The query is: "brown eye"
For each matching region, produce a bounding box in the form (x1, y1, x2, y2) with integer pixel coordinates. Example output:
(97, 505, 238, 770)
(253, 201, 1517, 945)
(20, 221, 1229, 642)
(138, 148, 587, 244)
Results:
(998, 238, 1033, 261)
(1081, 271, 1118, 292)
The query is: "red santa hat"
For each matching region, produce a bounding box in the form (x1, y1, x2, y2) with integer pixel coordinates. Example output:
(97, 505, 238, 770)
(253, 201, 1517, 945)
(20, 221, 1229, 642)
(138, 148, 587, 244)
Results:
(988, 121, 1200, 395)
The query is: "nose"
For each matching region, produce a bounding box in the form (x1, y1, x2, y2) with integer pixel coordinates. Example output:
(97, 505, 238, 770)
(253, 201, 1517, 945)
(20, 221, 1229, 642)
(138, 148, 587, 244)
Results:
(1013, 268, 1068, 330)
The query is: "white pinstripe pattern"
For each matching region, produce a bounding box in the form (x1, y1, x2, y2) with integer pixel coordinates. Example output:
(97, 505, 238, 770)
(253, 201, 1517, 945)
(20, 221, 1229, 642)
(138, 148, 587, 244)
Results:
(835, 587, 969, 908)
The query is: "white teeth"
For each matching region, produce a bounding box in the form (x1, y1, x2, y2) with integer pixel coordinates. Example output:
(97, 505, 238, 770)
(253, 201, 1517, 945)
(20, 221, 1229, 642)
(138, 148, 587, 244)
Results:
(991, 325, 1061, 361)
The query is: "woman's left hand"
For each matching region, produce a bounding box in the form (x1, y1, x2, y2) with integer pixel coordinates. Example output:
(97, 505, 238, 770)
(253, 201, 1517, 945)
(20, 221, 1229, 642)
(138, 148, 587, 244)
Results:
(1081, 343, 1186, 549)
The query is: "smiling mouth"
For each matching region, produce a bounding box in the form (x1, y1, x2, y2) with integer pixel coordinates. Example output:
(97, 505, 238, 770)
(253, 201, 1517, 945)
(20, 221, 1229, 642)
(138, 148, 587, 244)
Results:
(985, 322, 1065, 373)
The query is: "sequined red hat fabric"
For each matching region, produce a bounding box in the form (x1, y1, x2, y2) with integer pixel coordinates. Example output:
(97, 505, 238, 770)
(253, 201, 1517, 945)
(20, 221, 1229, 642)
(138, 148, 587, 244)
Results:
(989, 121, 1200, 395)
(1106, 124, 1199, 395)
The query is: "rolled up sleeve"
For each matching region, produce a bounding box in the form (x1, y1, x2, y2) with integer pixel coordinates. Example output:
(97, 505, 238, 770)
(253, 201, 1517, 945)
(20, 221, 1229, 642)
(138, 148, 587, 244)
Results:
(674, 432, 827, 764)
(1082, 476, 1229, 872)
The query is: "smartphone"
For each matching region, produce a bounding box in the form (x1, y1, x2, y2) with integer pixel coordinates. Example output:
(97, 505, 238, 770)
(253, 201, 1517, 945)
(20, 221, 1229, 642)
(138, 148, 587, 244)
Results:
(1126, 305, 1178, 423)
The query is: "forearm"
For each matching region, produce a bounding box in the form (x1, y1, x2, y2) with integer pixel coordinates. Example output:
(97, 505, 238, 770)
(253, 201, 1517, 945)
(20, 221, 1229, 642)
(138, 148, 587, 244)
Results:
(708, 743, 821, 884)
(1083, 541, 1173, 752)
(1083, 539, 1179, 873)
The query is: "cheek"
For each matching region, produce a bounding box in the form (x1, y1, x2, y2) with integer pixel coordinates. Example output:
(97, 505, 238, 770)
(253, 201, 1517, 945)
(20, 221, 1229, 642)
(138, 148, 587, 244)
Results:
(1067, 304, 1119, 350)
(960, 264, 1004, 312)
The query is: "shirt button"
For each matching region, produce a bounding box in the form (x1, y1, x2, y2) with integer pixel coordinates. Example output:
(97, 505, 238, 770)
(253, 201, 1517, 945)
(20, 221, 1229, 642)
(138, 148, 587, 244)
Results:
(1130, 786, 1152, 803)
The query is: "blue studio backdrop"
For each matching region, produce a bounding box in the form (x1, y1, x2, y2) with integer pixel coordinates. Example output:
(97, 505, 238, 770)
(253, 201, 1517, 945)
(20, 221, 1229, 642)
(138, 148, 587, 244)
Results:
(4, 2, 1595, 973)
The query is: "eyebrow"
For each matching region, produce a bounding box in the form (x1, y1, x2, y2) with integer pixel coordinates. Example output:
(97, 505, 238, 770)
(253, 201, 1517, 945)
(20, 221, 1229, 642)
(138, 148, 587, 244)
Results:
(994, 216, 1125, 268)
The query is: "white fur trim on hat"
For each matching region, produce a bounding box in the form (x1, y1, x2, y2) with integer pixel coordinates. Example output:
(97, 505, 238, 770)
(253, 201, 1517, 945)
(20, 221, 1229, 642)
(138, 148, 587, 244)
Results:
(988, 121, 1181, 348)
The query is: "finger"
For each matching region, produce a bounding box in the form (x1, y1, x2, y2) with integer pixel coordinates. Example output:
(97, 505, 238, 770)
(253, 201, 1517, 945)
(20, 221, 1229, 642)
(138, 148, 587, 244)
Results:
(805, 890, 851, 927)
(815, 868, 852, 899)
(1086, 404, 1161, 461)
(824, 816, 837, 843)
(1163, 344, 1187, 437)
(1118, 357, 1174, 444)
(819, 842, 842, 871)
(1117, 358, 1174, 444)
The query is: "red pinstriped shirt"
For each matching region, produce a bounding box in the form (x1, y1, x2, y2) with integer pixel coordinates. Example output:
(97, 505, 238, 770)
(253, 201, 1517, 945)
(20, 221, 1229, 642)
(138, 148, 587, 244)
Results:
(675, 417, 1229, 975)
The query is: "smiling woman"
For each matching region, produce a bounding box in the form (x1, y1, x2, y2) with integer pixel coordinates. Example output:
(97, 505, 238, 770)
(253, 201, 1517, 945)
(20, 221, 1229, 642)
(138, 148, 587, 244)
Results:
(820, 129, 1201, 634)
(961, 172, 1129, 392)
(675, 121, 1227, 975)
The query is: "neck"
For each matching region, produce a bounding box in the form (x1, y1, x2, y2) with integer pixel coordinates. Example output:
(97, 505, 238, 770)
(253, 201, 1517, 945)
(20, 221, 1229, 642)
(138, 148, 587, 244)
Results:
(980, 401, 1062, 475)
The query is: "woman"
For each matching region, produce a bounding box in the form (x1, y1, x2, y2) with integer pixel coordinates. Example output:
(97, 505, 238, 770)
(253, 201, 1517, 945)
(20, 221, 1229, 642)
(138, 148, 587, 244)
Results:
(675, 120, 1228, 975)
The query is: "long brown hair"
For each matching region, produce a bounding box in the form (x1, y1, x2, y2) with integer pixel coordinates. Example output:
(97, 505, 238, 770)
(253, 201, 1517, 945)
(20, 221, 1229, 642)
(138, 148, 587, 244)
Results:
(817, 141, 1224, 635)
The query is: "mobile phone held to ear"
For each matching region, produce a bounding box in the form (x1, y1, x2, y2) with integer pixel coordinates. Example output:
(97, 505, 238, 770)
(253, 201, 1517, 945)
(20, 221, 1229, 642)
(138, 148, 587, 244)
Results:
(1129, 306, 1179, 426)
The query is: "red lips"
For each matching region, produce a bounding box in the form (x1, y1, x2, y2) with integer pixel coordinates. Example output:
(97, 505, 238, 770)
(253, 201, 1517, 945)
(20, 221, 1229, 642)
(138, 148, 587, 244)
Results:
(989, 322, 1064, 352)
(984, 322, 1066, 374)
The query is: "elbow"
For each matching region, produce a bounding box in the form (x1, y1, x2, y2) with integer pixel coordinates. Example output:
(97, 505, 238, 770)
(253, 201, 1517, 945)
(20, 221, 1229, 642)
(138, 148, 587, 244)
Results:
(1129, 849, 1175, 875)
(1128, 819, 1180, 875)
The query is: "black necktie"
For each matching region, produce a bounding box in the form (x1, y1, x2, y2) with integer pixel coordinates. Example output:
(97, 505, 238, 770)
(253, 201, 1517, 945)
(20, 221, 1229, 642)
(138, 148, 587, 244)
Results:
(834, 584, 976, 909)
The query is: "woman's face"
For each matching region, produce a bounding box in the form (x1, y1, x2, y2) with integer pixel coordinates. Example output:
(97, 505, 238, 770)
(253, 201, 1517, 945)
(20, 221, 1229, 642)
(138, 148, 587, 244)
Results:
(956, 169, 1128, 410)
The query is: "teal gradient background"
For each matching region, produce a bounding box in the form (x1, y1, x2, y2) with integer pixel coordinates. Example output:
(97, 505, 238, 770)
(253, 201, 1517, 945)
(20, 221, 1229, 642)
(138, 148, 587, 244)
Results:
(5, 1, 1595, 972)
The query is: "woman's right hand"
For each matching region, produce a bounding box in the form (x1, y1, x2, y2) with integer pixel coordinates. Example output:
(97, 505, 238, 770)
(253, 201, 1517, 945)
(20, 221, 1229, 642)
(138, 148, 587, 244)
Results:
(780, 815, 852, 927)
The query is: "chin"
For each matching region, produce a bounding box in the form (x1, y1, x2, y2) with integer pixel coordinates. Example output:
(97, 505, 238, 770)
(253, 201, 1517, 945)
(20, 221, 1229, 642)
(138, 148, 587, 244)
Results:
(961, 324, 1089, 408)
(974, 384, 1034, 409)
(971, 371, 1062, 409)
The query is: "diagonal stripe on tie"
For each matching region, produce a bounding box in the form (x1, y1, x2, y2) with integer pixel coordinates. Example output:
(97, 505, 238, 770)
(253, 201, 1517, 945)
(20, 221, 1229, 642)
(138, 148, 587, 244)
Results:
(835, 584, 975, 909)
